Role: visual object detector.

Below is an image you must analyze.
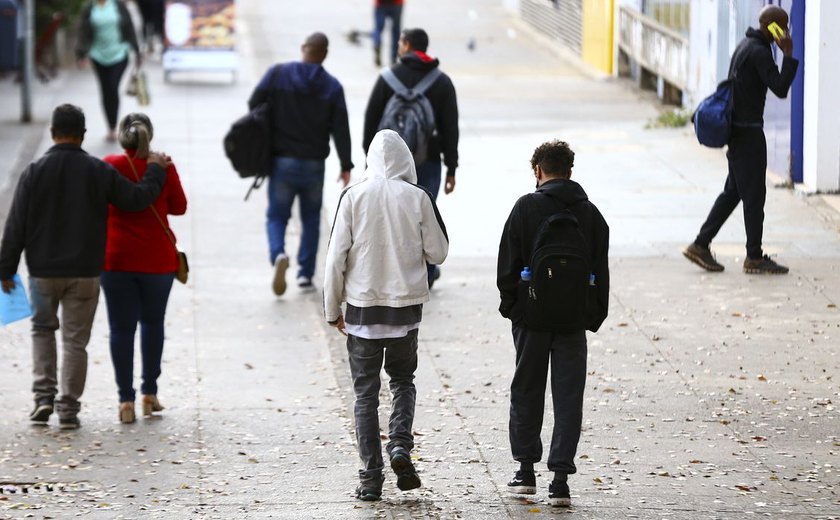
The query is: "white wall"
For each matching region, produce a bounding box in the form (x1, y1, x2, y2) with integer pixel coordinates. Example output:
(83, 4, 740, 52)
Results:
(687, 0, 729, 107)
(502, 0, 520, 12)
(803, 1, 840, 192)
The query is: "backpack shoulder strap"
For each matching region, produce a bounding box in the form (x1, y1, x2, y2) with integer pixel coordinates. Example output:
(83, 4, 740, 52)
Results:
(413, 68, 442, 94)
(381, 68, 409, 95)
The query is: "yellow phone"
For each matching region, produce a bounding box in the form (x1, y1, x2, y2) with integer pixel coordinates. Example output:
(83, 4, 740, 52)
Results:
(768, 21, 785, 42)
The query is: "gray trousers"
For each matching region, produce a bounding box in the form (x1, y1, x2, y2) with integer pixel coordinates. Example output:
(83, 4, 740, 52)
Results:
(347, 329, 418, 488)
(29, 277, 100, 418)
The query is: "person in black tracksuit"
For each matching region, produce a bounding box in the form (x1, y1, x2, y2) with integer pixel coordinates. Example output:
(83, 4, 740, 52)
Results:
(497, 140, 609, 507)
(684, 6, 798, 275)
(363, 28, 459, 287)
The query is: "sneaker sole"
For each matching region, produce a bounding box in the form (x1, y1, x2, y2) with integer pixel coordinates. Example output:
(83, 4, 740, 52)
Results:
(683, 250, 724, 272)
(391, 455, 422, 491)
(272, 256, 289, 295)
(356, 491, 381, 501)
(743, 267, 789, 275)
(548, 496, 571, 507)
(507, 485, 537, 495)
(59, 422, 80, 430)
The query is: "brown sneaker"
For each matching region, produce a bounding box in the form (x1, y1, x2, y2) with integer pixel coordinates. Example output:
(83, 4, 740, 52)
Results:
(683, 243, 724, 272)
(743, 255, 789, 274)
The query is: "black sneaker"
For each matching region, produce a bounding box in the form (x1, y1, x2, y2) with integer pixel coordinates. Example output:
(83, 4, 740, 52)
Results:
(507, 470, 536, 494)
(548, 480, 571, 507)
(29, 399, 53, 423)
(58, 416, 80, 430)
(683, 243, 724, 272)
(355, 485, 381, 501)
(743, 255, 789, 274)
(390, 449, 421, 491)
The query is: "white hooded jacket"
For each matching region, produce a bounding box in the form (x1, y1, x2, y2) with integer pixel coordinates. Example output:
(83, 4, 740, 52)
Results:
(324, 130, 449, 322)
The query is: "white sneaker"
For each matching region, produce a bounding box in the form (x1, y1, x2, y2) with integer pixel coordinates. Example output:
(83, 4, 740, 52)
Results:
(297, 276, 315, 293)
(273, 254, 289, 295)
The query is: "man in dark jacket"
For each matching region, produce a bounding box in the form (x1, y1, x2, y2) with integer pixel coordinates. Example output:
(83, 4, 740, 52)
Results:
(249, 32, 353, 296)
(0, 104, 169, 429)
(497, 140, 609, 507)
(684, 5, 798, 275)
(363, 27, 459, 287)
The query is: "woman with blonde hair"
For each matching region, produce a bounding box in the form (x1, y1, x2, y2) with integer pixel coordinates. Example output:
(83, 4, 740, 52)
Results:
(102, 113, 187, 423)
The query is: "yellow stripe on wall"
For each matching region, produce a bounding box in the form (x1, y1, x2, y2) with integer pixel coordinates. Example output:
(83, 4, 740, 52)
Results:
(582, 0, 614, 74)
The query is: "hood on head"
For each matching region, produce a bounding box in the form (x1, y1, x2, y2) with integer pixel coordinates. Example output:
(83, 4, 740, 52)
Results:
(365, 130, 417, 183)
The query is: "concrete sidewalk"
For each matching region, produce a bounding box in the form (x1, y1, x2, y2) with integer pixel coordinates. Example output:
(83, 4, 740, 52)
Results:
(1, 0, 839, 518)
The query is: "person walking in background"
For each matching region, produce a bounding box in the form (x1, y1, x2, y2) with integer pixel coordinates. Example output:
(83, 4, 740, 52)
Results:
(0, 104, 169, 430)
(136, 0, 165, 55)
(324, 130, 448, 501)
(363, 28, 458, 288)
(248, 32, 353, 296)
(372, 0, 403, 66)
(497, 140, 609, 507)
(684, 5, 798, 275)
(102, 113, 187, 424)
(76, 0, 141, 142)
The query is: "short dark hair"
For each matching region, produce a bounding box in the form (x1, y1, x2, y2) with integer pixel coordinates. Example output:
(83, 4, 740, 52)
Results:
(530, 140, 574, 177)
(401, 28, 429, 52)
(51, 104, 86, 139)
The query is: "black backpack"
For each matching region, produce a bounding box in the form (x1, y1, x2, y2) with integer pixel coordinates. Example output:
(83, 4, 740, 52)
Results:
(377, 68, 441, 165)
(525, 198, 594, 332)
(223, 101, 271, 200)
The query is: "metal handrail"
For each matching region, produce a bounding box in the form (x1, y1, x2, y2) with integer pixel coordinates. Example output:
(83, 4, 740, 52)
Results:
(618, 5, 688, 90)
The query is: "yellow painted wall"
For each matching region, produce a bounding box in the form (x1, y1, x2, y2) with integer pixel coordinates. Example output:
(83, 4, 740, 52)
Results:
(582, 0, 614, 74)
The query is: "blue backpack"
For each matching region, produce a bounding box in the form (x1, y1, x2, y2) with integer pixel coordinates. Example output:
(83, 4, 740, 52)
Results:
(692, 79, 734, 148)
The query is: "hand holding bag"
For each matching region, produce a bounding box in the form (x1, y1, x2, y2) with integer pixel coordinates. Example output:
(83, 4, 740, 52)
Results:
(126, 67, 150, 106)
(124, 155, 188, 284)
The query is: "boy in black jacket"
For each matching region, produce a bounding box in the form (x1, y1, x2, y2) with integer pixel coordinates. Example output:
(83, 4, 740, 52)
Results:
(497, 140, 609, 507)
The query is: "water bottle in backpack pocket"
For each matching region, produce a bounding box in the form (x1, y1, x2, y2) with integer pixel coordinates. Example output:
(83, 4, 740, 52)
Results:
(524, 210, 593, 332)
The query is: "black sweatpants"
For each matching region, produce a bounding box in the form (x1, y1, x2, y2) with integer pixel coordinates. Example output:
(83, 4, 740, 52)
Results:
(92, 57, 129, 131)
(509, 325, 587, 474)
(695, 127, 767, 260)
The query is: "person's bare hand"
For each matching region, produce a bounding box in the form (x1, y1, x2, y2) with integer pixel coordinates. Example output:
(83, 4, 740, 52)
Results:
(1, 278, 16, 294)
(147, 152, 172, 169)
(778, 31, 793, 56)
(338, 170, 351, 188)
(330, 315, 348, 336)
(76, 58, 89, 69)
(444, 175, 456, 194)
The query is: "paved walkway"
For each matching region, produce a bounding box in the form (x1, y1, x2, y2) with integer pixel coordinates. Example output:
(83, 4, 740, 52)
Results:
(1, 1, 838, 518)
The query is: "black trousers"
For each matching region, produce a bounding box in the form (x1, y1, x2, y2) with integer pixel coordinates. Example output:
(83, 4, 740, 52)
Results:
(509, 324, 587, 474)
(91, 58, 128, 131)
(695, 127, 767, 260)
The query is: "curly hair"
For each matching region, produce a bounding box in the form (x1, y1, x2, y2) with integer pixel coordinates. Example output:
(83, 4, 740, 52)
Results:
(530, 140, 574, 177)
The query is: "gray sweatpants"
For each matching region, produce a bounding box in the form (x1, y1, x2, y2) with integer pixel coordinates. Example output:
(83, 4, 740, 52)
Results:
(347, 329, 418, 488)
(29, 277, 100, 419)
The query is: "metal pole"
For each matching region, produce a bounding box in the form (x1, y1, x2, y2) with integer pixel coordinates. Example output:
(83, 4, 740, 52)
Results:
(21, 0, 34, 123)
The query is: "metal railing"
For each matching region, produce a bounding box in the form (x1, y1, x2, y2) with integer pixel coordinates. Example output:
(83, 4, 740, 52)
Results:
(617, 6, 688, 90)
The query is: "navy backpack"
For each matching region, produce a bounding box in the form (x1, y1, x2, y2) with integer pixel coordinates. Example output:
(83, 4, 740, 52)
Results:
(692, 79, 734, 148)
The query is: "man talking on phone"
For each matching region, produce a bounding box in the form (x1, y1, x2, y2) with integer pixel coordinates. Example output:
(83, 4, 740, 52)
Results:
(683, 5, 798, 275)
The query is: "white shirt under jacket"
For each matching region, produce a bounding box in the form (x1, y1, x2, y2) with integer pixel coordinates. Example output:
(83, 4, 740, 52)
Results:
(323, 130, 449, 323)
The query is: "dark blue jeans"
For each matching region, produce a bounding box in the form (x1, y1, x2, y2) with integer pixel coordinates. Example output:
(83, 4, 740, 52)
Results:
(266, 157, 325, 279)
(416, 160, 442, 281)
(347, 330, 418, 489)
(100, 271, 175, 403)
(373, 5, 403, 64)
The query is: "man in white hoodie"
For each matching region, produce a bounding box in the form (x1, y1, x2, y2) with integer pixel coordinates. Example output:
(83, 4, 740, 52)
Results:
(324, 130, 448, 501)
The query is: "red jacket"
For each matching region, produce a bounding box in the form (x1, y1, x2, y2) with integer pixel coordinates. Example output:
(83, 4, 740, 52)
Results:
(103, 151, 187, 273)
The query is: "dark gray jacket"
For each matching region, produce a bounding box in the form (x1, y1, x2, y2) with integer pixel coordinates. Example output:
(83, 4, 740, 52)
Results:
(0, 144, 166, 279)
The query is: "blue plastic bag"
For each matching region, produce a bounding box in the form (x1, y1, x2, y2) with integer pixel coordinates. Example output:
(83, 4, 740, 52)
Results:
(0, 274, 32, 325)
(693, 79, 733, 148)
